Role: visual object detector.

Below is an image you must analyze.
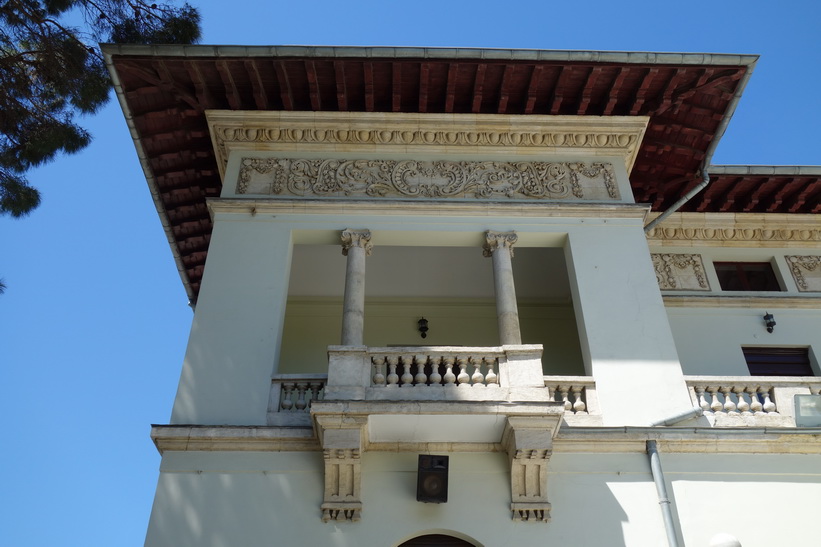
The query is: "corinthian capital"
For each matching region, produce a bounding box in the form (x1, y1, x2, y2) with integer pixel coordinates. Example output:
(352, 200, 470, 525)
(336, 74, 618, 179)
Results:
(483, 230, 518, 258)
(341, 229, 373, 256)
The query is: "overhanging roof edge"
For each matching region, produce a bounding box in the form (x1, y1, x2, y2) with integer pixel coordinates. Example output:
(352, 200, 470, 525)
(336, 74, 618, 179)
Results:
(100, 43, 759, 67)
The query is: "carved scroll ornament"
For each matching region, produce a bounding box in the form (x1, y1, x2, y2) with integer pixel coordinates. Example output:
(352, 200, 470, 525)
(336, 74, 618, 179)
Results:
(787, 255, 821, 291)
(651, 253, 710, 291)
(237, 158, 619, 202)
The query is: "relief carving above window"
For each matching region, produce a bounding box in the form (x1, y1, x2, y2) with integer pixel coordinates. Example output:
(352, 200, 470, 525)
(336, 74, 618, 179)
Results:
(786, 255, 821, 292)
(236, 158, 619, 201)
(652, 253, 710, 291)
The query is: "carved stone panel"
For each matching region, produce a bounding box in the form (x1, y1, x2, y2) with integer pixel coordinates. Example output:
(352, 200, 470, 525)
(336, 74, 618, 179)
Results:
(236, 158, 619, 202)
(652, 253, 710, 291)
(786, 255, 821, 292)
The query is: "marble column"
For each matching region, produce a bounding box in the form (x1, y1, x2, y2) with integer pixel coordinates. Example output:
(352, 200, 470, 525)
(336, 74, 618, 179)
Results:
(340, 229, 372, 346)
(483, 230, 522, 345)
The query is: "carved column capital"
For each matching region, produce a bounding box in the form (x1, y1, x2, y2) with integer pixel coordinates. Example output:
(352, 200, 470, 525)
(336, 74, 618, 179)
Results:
(341, 229, 373, 256)
(483, 230, 518, 258)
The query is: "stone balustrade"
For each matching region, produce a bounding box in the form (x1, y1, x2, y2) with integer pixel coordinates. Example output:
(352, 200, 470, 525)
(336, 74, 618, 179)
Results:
(370, 349, 502, 388)
(267, 373, 326, 426)
(543, 376, 595, 414)
(324, 344, 550, 403)
(684, 376, 821, 426)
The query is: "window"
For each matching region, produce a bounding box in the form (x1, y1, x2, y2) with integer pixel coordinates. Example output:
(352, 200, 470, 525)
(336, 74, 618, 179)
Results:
(743, 347, 813, 376)
(714, 262, 781, 291)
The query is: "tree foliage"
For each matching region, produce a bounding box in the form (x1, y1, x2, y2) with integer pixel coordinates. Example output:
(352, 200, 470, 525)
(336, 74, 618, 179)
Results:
(0, 0, 200, 217)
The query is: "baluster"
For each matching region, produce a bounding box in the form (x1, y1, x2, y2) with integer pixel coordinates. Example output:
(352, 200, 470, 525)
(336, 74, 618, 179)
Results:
(559, 385, 572, 412)
(295, 383, 308, 411)
(372, 356, 386, 386)
(734, 386, 750, 414)
(456, 357, 470, 385)
(428, 355, 442, 385)
(309, 382, 322, 408)
(471, 357, 485, 386)
(415, 354, 428, 385)
(280, 382, 295, 411)
(443, 356, 457, 386)
(572, 386, 586, 413)
(749, 384, 764, 414)
(708, 386, 724, 413)
(386, 356, 400, 386)
(485, 357, 498, 386)
(719, 386, 736, 413)
(694, 386, 710, 413)
(760, 387, 776, 413)
(400, 355, 414, 386)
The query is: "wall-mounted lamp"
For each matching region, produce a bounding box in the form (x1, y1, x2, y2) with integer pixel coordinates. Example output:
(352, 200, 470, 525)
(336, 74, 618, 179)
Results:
(763, 312, 776, 333)
(417, 455, 448, 503)
(418, 317, 429, 339)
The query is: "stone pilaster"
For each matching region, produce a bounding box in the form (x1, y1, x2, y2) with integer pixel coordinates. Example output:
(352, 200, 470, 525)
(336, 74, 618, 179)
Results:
(483, 230, 522, 345)
(340, 229, 372, 346)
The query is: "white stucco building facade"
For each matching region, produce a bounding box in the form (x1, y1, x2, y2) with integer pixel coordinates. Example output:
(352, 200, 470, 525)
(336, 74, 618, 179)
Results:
(105, 46, 821, 546)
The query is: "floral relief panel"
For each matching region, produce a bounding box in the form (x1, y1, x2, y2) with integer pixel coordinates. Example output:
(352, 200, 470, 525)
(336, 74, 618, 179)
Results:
(652, 253, 710, 291)
(786, 256, 821, 292)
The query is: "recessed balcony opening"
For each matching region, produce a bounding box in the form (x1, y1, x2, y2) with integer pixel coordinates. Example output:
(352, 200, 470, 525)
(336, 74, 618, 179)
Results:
(278, 244, 584, 376)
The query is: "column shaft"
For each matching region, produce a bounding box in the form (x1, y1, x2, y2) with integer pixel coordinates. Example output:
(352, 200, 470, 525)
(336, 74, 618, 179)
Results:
(484, 231, 522, 345)
(340, 229, 372, 346)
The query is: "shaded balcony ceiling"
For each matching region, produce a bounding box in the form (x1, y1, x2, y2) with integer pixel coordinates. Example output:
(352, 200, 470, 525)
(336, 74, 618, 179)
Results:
(104, 46, 820, 300)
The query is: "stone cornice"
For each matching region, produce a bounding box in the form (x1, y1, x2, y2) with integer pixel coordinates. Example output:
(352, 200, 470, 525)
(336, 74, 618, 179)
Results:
(150, 425, 821, 455)
(646, 212, 821, 247)
(662, 295, 821, 309)
(207, 197, 649, 220)
(207, 111, 649, 179)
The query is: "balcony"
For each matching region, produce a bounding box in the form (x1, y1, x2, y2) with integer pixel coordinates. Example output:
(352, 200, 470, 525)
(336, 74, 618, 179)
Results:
(268, 344, 599, 428)
(684, 375, 821, 427)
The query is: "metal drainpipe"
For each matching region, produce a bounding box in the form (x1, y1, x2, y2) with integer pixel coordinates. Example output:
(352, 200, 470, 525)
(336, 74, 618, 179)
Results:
(647, 440, 680, 547)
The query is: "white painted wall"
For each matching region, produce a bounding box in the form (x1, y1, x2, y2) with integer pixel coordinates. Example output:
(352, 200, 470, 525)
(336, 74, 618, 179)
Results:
(565, 223, 692, 425)
(145, 450, 821, 547)
(170, 218, 292, 425)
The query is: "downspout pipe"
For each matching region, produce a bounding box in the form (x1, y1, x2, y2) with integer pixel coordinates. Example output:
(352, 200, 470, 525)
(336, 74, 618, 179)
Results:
(647, 440, 680, 547)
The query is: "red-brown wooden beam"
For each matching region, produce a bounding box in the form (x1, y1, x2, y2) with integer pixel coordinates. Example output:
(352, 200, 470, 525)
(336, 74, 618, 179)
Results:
(244, 60, 270, 110)
(305, 60, 322, 111)
(216, 60, 242, 110)
(471, 64, 486, 113)
(524, 65, 544, 114)
(333, 61, 348, 111)
(273, 61, 294, 110)
(445, 63, 458, 113)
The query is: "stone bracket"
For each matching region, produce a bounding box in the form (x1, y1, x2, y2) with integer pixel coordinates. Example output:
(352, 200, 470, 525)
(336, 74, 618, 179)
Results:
(314, 415, 366, 523)
(502, 416, 562, 523)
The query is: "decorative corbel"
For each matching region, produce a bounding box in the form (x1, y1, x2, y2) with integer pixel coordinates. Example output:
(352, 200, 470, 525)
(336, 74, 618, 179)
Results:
(313, 413, 367, 522)
(502, 416, 562, 522)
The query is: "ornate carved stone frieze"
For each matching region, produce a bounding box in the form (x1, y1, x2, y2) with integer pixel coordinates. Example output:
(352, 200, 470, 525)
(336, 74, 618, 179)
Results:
(651, 253, 710, 291)
(340, 229, 373, 257)
(236, 158, 619, 202)
(786, 255, 821, 292)
(483, 230, 519, 258)
(645, 213, 821, 247)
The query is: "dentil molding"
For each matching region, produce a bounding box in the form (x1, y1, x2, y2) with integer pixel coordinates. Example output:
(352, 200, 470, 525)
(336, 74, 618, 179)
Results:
(207, 111, 648, 177)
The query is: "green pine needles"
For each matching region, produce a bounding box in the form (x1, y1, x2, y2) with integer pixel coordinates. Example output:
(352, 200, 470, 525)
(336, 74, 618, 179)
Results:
(0, 0, 201, 217)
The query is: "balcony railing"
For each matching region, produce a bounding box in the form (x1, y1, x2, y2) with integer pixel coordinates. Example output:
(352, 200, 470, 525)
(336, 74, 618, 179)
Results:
(267, 373, 326, 425)
(267, 347, 602, 426)
(684, 376, 821, 426)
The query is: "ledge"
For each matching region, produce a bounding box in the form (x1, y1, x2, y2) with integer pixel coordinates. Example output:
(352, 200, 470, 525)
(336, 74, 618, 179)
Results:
(150, 424, 821, 455)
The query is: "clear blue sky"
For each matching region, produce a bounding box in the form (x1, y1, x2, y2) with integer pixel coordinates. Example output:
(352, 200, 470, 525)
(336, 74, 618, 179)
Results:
(1, 1, 819, 545)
